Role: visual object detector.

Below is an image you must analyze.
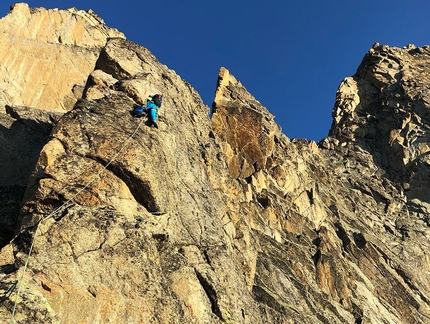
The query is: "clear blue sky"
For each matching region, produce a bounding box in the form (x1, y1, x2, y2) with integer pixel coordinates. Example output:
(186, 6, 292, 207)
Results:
(2, 1, 430, 141)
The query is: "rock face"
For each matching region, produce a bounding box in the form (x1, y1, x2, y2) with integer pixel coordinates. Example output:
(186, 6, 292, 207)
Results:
(0, 106, 62, 247)
(212, 67, 280, 179)
(329, 43, 430, 200)
(1, 4, 430, 324)
(0, 3, 124, 111)
(0, 3, 124, 248)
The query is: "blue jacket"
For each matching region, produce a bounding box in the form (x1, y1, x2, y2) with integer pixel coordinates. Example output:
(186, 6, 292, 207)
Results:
(146, 101, 157, 110)
(145, 97, 159, 122)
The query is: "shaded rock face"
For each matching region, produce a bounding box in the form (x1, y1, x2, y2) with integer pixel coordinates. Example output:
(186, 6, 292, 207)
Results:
(0, 5, 430, 324)
(0, 106, 62, 246)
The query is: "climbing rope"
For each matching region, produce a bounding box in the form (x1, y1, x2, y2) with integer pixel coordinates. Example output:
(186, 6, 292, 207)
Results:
(9, 116, 146, 324)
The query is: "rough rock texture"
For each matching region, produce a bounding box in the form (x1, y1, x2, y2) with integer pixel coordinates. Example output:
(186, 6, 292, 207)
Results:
(212, 67, 279, 179)
(0, 106, 62, 246)
(0, 3, 124, 111)
(1, 4, 430, 324)
(212, 64, 430, 323)
(0, 2, 124, 252)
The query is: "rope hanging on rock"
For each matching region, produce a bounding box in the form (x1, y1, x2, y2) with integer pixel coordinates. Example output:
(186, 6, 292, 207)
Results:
(9, 116, 146, 324)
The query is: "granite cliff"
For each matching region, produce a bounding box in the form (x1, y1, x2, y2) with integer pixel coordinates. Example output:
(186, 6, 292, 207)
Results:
(1, 3, 430, 324)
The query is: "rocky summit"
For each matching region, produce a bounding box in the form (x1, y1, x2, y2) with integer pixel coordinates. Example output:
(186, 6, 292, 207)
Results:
(1, 4, 430, 324)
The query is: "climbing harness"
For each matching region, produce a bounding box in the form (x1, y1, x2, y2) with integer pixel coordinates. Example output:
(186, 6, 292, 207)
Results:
(9, 116, 146, 324)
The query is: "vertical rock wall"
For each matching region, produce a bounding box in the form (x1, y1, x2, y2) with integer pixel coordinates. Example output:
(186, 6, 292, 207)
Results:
(0, 3, 124, 111)
(0, 3, 125, 252)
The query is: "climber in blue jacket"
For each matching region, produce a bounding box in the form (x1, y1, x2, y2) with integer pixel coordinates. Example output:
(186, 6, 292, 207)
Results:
(132, 94, 163, 128)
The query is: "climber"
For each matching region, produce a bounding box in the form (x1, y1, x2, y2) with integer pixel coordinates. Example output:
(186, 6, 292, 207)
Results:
(132, 94, 163, 128)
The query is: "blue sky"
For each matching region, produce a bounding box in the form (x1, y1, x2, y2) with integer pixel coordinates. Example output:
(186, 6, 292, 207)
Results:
(2, 1, 430, 141)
